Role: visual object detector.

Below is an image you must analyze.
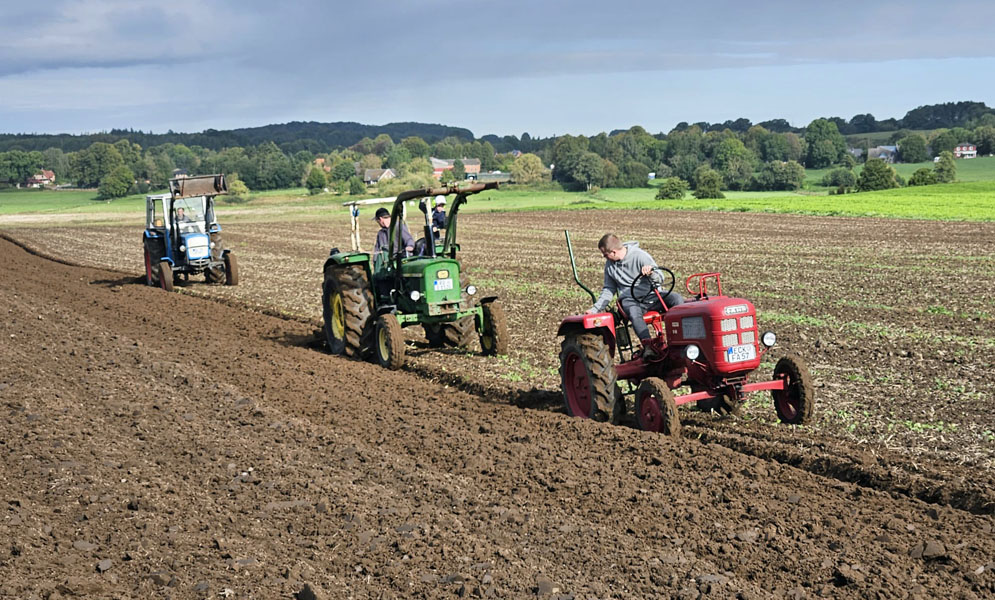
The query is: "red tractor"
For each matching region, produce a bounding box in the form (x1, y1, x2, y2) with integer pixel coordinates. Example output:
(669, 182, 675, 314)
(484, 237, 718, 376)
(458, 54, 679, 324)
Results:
(557, 232, 814, 437)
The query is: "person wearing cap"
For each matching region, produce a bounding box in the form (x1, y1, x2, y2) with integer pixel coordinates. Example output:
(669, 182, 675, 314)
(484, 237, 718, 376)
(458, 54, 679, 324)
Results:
(372, 207, 414, 260)
(432, 196, 447, 235)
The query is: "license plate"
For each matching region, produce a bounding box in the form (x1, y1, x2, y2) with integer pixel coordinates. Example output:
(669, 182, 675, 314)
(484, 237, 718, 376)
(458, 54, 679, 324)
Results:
(433, 278, 453, 291)
(726, 343, 756, 363)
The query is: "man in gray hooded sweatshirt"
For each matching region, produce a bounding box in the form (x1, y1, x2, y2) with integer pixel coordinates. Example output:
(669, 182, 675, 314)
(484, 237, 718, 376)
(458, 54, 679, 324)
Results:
(586, 233, 683, 355)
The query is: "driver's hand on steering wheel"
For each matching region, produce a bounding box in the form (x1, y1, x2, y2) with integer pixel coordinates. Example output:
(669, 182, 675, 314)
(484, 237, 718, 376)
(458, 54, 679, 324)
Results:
(640, 265, 654, 276)
(584, 307, 597, 314)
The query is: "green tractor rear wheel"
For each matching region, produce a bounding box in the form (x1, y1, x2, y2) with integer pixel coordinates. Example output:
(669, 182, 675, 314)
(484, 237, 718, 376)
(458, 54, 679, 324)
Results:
(479, 300, 509, 356)
(322, 264, 374, 358)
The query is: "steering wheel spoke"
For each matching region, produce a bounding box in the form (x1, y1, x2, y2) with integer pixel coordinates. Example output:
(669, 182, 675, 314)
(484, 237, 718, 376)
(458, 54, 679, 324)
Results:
(629, 266, 676, 306)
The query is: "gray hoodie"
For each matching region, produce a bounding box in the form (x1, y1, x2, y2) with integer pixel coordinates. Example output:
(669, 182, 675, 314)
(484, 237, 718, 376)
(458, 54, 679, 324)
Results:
(591, 241, 660, 312)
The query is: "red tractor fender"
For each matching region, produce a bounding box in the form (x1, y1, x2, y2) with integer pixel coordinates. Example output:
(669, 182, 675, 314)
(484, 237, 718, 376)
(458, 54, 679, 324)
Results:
(557, 312, 618, 357)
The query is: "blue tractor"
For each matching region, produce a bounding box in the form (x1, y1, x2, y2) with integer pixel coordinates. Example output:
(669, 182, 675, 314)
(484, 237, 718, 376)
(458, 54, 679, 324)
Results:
(143, 174, 238, 291)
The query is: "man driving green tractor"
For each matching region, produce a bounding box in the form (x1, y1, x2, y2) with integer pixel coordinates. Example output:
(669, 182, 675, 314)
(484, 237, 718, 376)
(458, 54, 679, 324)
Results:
(322, 183, 509, 370)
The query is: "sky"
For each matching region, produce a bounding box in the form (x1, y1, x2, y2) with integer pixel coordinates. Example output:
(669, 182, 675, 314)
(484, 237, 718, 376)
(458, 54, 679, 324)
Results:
(2, 0, 995, 139)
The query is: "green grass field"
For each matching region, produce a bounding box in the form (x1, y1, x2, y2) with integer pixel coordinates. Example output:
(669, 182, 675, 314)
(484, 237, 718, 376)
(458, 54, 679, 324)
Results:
(0, 189, 143, 215)
(465, 181, 995, 221)
(806, 155, 995, 187)
(2, 162, 992, 223)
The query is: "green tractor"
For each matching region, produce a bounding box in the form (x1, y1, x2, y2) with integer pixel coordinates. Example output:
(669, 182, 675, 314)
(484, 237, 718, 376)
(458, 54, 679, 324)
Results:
(321, 182, 509, 369)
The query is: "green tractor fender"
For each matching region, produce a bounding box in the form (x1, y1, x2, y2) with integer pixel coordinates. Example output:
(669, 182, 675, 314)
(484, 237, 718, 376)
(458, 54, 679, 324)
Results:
(324, 247, 372, 275)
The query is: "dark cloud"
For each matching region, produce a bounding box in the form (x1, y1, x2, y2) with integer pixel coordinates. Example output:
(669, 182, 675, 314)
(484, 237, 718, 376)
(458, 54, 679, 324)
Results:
(1, 0, 994, 134)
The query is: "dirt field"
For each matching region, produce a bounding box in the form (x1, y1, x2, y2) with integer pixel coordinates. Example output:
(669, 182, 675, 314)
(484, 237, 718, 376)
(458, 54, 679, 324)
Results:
(2, 207, 994, 598)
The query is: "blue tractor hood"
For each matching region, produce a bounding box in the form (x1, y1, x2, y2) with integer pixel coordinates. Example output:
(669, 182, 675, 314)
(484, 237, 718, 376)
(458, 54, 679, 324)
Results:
(181, 232, 211, 260)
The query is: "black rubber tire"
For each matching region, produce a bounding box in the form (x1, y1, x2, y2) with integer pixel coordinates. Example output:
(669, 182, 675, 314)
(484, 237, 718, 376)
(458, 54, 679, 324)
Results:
(157, 261, 174, 292)
(613, 383, 626, 421)
(144, 245, 154, 286)
(441, 315, 476, 349)
(224, 253, 239, 286)
(635, 377, 681, 437)
(423, 323, 445, 347)
(205, 265, 224, 284)
(479, 301, 509, 356)
(322, 264, 375, 359)
(772, 354, 815, 425)
(559, 331, 620, 424)
(374, 313, 405, 370)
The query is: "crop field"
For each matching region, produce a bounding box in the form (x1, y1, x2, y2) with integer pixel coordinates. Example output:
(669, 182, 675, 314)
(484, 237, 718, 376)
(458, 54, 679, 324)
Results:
(3, 205, 995, 598)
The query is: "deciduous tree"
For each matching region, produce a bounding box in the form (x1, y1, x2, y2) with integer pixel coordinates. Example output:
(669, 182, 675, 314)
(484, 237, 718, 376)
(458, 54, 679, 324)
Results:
(803, 119, 846, 168)
(510, 153, 546, 184)
(856, 158, 899, 191)
(98, 165, 134, 199)
(306, 167, 327, 195)
(933, 151, 956, 183)
(348, 176, 365, 195)
(898, 134, 928, 163)
(655, 177, 688, 200)
(908, 168, 937, 186)
(692, 166, 724, 199)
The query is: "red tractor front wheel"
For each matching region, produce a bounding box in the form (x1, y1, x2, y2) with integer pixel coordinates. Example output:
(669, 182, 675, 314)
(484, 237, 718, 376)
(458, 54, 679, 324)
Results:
(771, 354, 814, 425)
(635, 377, 681, 438)
(559, 332, 620, 424)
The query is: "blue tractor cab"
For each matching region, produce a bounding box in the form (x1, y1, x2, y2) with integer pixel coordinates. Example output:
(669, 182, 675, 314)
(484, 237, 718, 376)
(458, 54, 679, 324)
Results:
(143, 174, 238, 291)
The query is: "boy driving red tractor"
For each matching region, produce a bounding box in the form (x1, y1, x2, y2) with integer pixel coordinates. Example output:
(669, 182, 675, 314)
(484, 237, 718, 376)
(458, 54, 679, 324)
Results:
(559, 231, 814, 437)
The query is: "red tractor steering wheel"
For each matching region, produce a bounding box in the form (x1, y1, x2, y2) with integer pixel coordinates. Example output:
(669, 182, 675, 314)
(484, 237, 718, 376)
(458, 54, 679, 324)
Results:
(629, 266, 676, 306)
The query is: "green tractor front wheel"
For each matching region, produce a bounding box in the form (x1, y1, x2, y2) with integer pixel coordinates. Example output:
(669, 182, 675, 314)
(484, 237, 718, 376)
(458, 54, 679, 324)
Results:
(479, 301, 509, 356)
(375, 313, 405, 370)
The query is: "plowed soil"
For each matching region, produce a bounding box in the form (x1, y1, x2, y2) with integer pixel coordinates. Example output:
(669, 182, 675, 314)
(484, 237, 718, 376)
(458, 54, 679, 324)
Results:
(3, 207, 995, 598)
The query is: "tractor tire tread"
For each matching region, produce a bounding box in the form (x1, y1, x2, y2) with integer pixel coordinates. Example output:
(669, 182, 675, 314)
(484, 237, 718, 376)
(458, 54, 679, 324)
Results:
(324, 264, 375, 359)
(559, 331, 619, 423)
(773, 354, 815, 425)
(480, 300, 509, 356)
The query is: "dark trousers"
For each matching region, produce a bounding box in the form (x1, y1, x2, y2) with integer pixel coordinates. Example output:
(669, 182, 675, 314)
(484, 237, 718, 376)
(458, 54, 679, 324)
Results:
(622, 291, 683, 341)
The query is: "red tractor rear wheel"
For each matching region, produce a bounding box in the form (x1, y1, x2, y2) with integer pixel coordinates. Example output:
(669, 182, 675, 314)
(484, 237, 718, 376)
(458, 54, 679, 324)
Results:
(559, 332, 620, 424)
(772, 354, 814, 425)
(635, 377, 681, 437)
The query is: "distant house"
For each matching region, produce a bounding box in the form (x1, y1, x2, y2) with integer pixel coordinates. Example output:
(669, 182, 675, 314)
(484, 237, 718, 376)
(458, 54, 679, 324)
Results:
(462, 158, 481, 179)
(953, 143, 977, 159)
(25, 169, 55, 188)
(314, 157, 331, 172)
(363, 168, 396, 185)
(847, 147, 864, 159)
(868, 145, 898, 163)
(430, 157, 454, 179)
(429, 157, 481, 179)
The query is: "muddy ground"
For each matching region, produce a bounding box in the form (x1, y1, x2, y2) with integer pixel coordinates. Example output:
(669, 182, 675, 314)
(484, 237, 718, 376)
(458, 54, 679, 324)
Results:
(2, 208, 994, 598)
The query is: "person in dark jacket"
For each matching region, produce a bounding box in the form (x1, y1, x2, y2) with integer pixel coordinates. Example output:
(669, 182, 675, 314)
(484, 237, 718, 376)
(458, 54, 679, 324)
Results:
(372, 207, 413, 260)
(432, 196, 447, 235)
(586, 233, 683, 357)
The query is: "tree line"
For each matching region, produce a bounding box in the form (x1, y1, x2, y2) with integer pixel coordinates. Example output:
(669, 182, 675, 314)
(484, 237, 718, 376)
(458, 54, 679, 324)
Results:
(2, 100, 992, 199)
